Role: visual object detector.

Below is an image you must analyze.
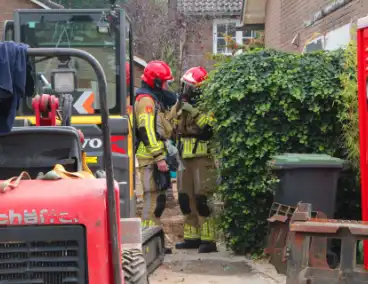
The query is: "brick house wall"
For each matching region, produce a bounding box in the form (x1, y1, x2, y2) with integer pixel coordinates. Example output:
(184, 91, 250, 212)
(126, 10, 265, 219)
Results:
(177, 0, 243, 71)
(184, 19, 214, 70)
(0, 0, 38, 36)
(183, 16, 242, 71)
(264, 0, 368, 52)
(264, 0, 281, 49)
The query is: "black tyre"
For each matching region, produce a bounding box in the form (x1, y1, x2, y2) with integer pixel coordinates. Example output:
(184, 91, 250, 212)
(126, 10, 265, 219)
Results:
(122, 249, 149, 284)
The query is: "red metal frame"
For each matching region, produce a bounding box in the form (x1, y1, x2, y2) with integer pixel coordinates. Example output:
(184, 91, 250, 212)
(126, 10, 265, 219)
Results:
(32, 94, 86, 143)
(286, 203, 368, 283)
(357, 17, 368, 269)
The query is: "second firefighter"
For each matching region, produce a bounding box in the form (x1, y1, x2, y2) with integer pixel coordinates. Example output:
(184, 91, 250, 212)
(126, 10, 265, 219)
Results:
(176, 66, 218, 253)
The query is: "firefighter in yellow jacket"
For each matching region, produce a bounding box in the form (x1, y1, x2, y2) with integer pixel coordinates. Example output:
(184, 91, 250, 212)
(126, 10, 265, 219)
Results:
(134, 60, 180, 229)
(175, 66, 217, 253)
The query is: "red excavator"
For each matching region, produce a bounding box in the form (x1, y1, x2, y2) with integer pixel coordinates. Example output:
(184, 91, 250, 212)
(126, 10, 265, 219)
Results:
(1, 2, 166, 284)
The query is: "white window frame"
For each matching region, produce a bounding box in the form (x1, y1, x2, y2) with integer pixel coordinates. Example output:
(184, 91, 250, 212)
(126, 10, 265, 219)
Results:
(302, 35, 325, 54)
(213, 19, 256, 55)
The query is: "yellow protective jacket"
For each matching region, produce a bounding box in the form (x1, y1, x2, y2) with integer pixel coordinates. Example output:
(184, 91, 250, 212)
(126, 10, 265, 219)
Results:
(134, 94, 179, 166)
(177, 106, 214, 159)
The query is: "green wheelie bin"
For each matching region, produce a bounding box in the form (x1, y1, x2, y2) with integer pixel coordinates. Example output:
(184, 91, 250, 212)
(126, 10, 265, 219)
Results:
(269, 153, 345, 218)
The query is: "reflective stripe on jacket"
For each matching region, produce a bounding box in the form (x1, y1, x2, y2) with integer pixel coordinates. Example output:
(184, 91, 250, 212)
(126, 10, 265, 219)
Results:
(177, 106, 214, 159)
(180, 137, 208, 159)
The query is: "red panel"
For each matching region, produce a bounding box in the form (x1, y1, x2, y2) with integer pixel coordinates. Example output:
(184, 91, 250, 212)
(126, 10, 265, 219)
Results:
(0, 179, 121, 283)
(111, 135, 126, 154)
(357, 25, 368, 269)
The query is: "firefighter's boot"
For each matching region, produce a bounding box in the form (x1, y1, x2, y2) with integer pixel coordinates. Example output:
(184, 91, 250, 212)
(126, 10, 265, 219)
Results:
(199, 218, 217, 253)
(176, 239, 201, 249)
(198, 241, 217, 253)
(176, 224, 201, 249)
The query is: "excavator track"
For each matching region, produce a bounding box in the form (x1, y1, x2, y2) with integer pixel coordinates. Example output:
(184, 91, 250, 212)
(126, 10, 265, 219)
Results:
(142, 226, 165, 275)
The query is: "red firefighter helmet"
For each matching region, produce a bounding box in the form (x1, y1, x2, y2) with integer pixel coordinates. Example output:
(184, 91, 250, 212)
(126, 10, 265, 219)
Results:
(181, 66, 208, 87)
(125, 62, 130, 86)
(141, 60, 174, 88)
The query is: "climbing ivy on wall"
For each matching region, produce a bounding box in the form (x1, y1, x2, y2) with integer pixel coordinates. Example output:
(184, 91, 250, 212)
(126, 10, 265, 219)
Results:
(200, 48, 360, 254)
(335, 41, 361, 221)
(339, 41, 359, 170)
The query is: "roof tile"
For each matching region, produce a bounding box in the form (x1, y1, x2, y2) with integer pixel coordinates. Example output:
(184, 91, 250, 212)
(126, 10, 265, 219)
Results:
(177, 0, 242, 16)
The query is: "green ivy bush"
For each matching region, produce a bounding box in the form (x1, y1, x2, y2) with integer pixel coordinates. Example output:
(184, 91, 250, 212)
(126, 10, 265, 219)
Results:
(200, 49, 359, 254)
(335, 41, 361, 221)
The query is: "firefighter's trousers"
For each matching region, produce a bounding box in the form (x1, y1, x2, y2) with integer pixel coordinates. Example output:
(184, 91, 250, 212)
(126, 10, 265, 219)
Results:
(177, 156, 217, 242)
(138, 162, 171, 227)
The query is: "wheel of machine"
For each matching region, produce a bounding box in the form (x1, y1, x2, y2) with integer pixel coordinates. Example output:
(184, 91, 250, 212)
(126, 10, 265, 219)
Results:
(122, 248, 149, 284)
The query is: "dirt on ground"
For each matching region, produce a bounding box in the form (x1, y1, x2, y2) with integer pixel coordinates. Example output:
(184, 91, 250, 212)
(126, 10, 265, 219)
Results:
(138, 181, 286, 284)
(150, 247, 286, 284)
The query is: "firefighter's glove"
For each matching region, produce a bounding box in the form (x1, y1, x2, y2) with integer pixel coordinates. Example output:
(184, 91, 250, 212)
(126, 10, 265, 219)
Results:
(156, 159, 169, 172)
(181, 102, 199, 117)
(153, 165, 171, 191)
